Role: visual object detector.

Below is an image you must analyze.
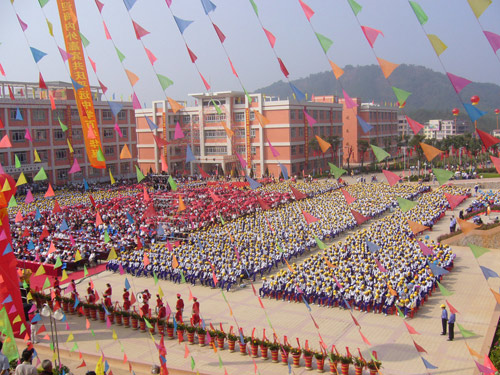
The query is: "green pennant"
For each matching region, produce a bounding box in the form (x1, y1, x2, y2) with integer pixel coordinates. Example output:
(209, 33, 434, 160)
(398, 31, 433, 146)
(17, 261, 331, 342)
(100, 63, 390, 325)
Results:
(249, 0, 258, 16)
(180, 270, 186, 284)
(22, 280, 28, 289)
(395, 304, 405, 318)
(157, 74, 173, 90)
(432, 168, 454, 185)
(8, 196, 17, 208)
(0, 307, 19, 361)
(153, 272, 158, 285)
(392, 87, 411, 106)
(211, 99, 222, 115)
(168, 175, 177, 191)
(84, 265, 88, 277)
(190, 356, 195, 370)
(243, 87, 252, 104)
(38, 0, 49, 7)
(469, 244, 490, 259)
(409, 1, 428, 25)
(58, 117, 68, 132)
(42, 277, 51, 290)
(457, 323, 476, 338)
(264, 310, 273, 329)
(79, 32, 90, 48)
(97, 148, 106, 162)
(276, 242, 284, 253)
(328, 162, 347, 179)
(50, 342, 54, 351)
(218, 354, 223, 368)
(397, 197, 418, 212)
(136, 165, 145, 182)
(221, 290, 228, 303)
(219, 214, 225, 225)
(314, 236, 326, 250)
(370, 144, 390, 162)
(104, 230, 110, 243)
(315, 32, 333, 53)
(91, 329, 96, 337)
(54, 257, 63, 269)
(145, 319, 153, 329)
(70, 342, 78, 352)
(436, 281, 453, 296)
(15, 155, 21, 169)
(347, 0, 362, 15)
(19, 323, 26, 334)
(115, 47, 126, 62)
(34, 167, 48, 181)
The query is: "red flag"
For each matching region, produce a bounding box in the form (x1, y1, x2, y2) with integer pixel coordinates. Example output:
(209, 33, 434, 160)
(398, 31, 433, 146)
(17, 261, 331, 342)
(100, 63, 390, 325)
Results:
(412, 339, 427, 353)
(53, 200, 62, 213)
(350, 209, 368, 225)
(277, 57, 289, 78)
(341, 189, 356, 204)
(132, 20, 150, 39)
(290, 186, 307, 200)
(404, 321, 420, 334)
(350, 312, 360, 327)
(89, 194, 96, 207)
(257, 196, 270, 210)
(212, 22, 226, 43)
(130, 292, 136, 306)
(186, 45, 197, 63)
(77, 360, 86, 368)
(198, 165, 209, 178)
(444, 193, 467, 210)
(405, 116, 424, 135)
(446, 300, 459, 314)
(359, 330, 371, 346)
(476, 128, 500, 150)
(302, 210, 319, 224)
(382, 169, 401, 186)
(184, 343, 189, 358)
(39, 73, 47, 89)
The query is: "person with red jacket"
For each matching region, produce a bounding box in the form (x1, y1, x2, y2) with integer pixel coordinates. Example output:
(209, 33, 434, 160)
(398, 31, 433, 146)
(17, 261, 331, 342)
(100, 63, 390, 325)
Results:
(103, 283, 112, 308)
(87, 282, 95, 303)
(175, 307, 183, 324)
(123, 288, 130, 311)
(176, 293, 184, 314)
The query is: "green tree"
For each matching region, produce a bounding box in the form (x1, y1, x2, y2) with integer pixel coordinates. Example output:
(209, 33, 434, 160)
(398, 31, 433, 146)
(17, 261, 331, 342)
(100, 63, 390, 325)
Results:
(357, 139, 370, 169)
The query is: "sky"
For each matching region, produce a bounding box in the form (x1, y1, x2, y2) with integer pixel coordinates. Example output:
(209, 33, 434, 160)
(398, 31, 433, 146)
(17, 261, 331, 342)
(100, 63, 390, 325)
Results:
(0, 0, 499, 107)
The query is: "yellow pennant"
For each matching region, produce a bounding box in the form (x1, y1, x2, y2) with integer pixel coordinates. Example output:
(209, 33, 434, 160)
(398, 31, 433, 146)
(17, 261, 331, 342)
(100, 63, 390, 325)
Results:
(112, 329, 118, 340)
(16, 172, 28, 186)
(75, 250, 82, 262)
(109, 169, 115, 185)
(67, 139, 74, 153)
(46, 18, 54, 36)
(1, 179, 11, 192)
(158, 286, 164, 299)
(34, 149, 41, 162)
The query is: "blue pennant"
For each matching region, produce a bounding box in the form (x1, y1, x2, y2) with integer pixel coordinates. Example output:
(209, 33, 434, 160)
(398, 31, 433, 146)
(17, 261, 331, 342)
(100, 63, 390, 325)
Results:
(289, 83, 305, 102)
(357, 115, 373, 133)
(173, 16, 194, 34)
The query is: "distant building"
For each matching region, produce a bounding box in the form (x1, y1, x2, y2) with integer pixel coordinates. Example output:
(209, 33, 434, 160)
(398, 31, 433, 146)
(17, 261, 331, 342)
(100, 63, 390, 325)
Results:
(492, 129, 500, 138)
(136, 91, 344, 178)
(0, 80, 137, 185)
(424, 119, 470, 140)
(339, 97, 399, 165)
(397, 115, 412, 138)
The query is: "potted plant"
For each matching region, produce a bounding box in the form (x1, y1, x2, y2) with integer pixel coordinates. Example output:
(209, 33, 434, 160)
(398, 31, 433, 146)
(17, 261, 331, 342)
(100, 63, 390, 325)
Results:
(185, 325, 196, 345)
(196, 326, 206, 347)
(329, 353, 340, 375)
(269, 342, 280, 363)
(291, 347, 302, 368)
(82, 303, 91, 319)
(207, 330, 217, 348)
(238, 336, 249, 355)
(68, 298, 76, 315)
(260, 340, 270, 360)
(131, 312, 139, 330)
(314, 351, 327, 373)
(89, 303, 98, 321)
(177, 323, 185, 343)
(303, 348, 314, 370)
(121, 310, 131, 328)
(148, 317, 157, 334)
(61, 296, 70, 313)
(139, 316, 147, 332)
(115, 310, 123, 326)
(250, 338, 261, 358)
(281, 345, 291, 365)
(367, 359, 382, 375)
(353, 357, 366, 375)
(157, 318, 165, 335)
(215, 330, 227, 350)
(339, 355, 353, 375)
(227, 332, 238, 352)
(165, 319, 175, 340)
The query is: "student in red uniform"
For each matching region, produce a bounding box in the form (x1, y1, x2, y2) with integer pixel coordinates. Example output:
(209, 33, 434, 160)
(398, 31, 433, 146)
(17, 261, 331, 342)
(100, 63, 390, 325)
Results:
(175, 307, 183, 324)
(157, 296, 166, 320)
(123, 288, 130, 311)
(87, 282, 95, 303)
(176, 293, 184, 314)
(53, 277, 61, 298)
(70, 280, 78, 302)
(103, 283, 112, 308)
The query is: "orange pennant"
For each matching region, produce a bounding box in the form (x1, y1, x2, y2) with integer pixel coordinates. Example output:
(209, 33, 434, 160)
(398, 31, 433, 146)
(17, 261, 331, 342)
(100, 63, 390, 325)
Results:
(328, 60, 344, 79)
(376, 57, 399, 79)
(120, 144, 132, 159)
(172, 254, 179, 269)
(96, 211, 103, 226)
(466, 343, 481, 359)
(45, 183, 55, 197)
(178, 196, 186, 212)
(167, 97, 184, 113)
(407, 220, 429, 235)
(490, 288, 500, 304)
(457, 218, 480, 234)
(254, 110, 269, 127)
(221, 122, 234, 138)
(47, 241, 57, 254)
(315, 135, 332, 153)
(143, 253, 150, 266)
(419, 142, 442, 162)
(125, 69, 139, 86)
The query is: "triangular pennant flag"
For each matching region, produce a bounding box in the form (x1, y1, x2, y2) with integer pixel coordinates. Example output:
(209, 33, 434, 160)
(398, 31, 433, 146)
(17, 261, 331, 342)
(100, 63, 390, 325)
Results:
(427, 34, 447, 56)
(125, 69, 139, 86)
(397, 197, 417, 212)
(446, 300, 459, 314)
(464, 103, 487, 123)
(432, 168, 454, 185)
(407, 220, 428, 235)
(361, 26, 383, 48)
(174, 16, 194, 34)
(254, 110, 269, 127)
(377, 57, 399, 79)
(370, 144, 390, 162)
(328, 60, 344, 79)
(168, 175, 177, 191)
(444, 192, 466, 210)
(342, 89, 357, 109)
(290, 83, 305, 102)
(144, 46, 157, 65)
(136, 165, 145, 182)
(458, 218, 480, 234)
(476, 128, 500, 149)
(157, 74, 173, 91)
(245, 175, 262, 190)
(167, 97, 184, 113)
(405, 116, 424, 135)
(420, 142, 442, 161)
(491, 155, 500, 174)
(109, 169, 115, 185)
(30, 47, 47, 63)
(428, 262, 449, 277)
(186, 144, 195, 163)
(262, 27, 276, 48)
(480, 266, 499, 279)
(475, 361, 496, 374)
(177, 196, 186, 212)
(68, 158, 81, 174)
(437, 281, 453, 296)
(8, 196, 17, 208)
(359, 330, 371, 346)
(2, 179, 11, 193)
(267, 139, 280, 157)
(132, 20, 150, 39)
(315, 32, 333, 53)
(16, 173, 27, 186)
(409, 1, 428, 25)
(329, 162, 346, 179)
(484, 31, 500, 53)
(120, 144, 132, 159)
(302, 210, 319, 224)
(174, 122, 185, 139)
(357, 115, 373, 133)
(417, 240, 433, 256)
(67, 139, 74, 153)
(341, 189, 356, 204)
(25, 190, 34, 204)
(447, 72, 472, 94)
(290, 186, 307, 200)
(34, 167, 48, 181)
(15, 155, 21, 168)
(0, 135, 12, 148)
(351, 209, 368, 225)
(457, 323, 476, 338)
(468, 0, 492, 18)
(315, 135, 331, 153)
(404, 321, 420, 335)
(279, 163, 289, 180)
(469, 244, 490, 259)
(45, 183, 55, 197)
(392, 87, 411, 107)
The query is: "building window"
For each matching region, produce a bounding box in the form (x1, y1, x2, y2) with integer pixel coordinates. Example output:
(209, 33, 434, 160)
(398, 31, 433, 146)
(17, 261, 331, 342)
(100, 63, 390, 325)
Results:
(54, 129, 64, 141)
(71, 109, 80, 120)
(249, 112, 255, 121)
(299, 128, 304, 137)
(234, 128, 245, 137)
(298, 111, 303, 120)
(204, 129, 227, 138)
(57, 169, 68, 180)
(102, 110, 113, 121)
(299, 145, 304, 155)
(205, 114, 226, 123)
(319, 111, 324, 120)
(103, 129, 114, 139)
(14, 152, 27, 163)
(291, 145, 297, 155)
(205, 146, 227, 155)
(38, 150, 48, 162)
(118, 110, 127, 121)
(251, 146, 256, 155)
(182, 115, 191, 124)
(291, 128, 296, 138)
(35, 130, 47, 141)
(89, 168, 100, 176)
(33, 109, 46, 122)
(320, 126, 324, 136)
(120, 127, 128, 138)
(105, 146, 115, 156)
(108, 164, 116, 174)
(234, 97, 245, 105)
(52, 109, 65, 122)
(11, 130, 25, 142)
(72, 129, 82, 139)
(121, 163, 130, 173)
(236, 145, 246, 154)
(234, 112, 245, 122)
(74, 148, 83, 158)
(10, 108, 24, 121)
(192, 115, 199, 124)
(250, 129, 256, 138)
(290, 110, 295, 120)
(55, 149, 67, 160)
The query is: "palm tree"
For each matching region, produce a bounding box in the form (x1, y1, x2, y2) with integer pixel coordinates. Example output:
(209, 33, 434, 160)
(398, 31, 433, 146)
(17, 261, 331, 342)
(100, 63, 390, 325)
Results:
(357, 139, 370, 169)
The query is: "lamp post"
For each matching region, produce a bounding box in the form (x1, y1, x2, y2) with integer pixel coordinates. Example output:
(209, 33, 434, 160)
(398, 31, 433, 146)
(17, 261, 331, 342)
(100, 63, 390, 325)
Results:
(41, 304, 64, 369)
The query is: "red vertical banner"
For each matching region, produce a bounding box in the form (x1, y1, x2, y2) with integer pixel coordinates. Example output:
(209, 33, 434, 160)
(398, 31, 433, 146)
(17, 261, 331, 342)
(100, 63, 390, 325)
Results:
(56, 0, 105, 169)
(304, 106, 309, 168)
(245, 108, 251, 168)
(162, 113, 168, 171)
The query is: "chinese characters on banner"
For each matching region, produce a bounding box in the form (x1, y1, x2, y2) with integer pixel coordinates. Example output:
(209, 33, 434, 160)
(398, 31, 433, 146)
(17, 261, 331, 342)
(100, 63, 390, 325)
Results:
(304, 106, 309, 168)
(56, 0, 105, 169)
(245, 108, 251, 169)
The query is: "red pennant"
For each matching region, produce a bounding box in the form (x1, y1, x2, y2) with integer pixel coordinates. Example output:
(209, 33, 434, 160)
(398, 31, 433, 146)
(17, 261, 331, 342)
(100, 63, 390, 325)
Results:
(404, 321, 420, 335)
(405, 116, 424, 135)
(199, 72, 211, 91)
(302, 210, 319, 225)
(350, 312, 360, 327)
(184, 343, 189, 358)
(212, 22, 226, 43)
(186, 45, 197, 63)
(341, 189, 356, 204)
(37, 325, 47, 335)
(412, 339, 427, 353)
(277, 57, 289, 78)
(444, 193, 467, 210)
(143, 253, 150, 266)
(446, 300, 459, 314)
(132, 20, 150, 39)
(491, 155, 500, 174)
(40, 228, 50, 241)
(39, 73, 47, 89)
(98, 80, 107, 94)
(77, 360, 86, 368)
(477, 128, 500, 150)
(8, 85, 15, 100)
(350, 209, 368, 225)
(382, 169, 401, 186)
(53, 200, 62, 213)
(290, 186, 307, 200)
(95, 211, 103, 226)
(89, 195, 96, 207)
(359, 330, 371, 346)
(198, 165, 209, 178)
(257, 196, 270, 210)
(95, 0, 104, 12)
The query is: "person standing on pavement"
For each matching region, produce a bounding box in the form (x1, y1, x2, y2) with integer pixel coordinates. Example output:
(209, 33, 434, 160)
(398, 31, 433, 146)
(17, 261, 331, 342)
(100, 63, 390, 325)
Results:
(176, 294, 184, 314)
(440, 304, 448, 335)
(448, 312, 455, 341)
(449, 216, 457, 233)
(15, 348, 37, 375)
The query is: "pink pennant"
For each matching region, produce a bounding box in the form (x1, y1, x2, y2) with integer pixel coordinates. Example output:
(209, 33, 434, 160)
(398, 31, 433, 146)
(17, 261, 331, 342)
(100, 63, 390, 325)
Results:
(118, 264, 124, 275)
(299, 0, 314, 21)
(341, 189, 356, 204)
(484, 31, 500, 53)
(444, 192, 467, 210)
(68, 158, 81, 174)
(446, 300, 459, 315)
(375, 258, 387, 273)
(58, 47, 72, 62)
(447, 72, 472, 94)
(199, 72, 211, 91)
(25, 129, 32, 142)
(382, 169, 401, 186)
(144, 47, 157, 65)
(17, 14, 28, 31)
(132, 20, 150, 39)
(103, 21, 111, 39)
(404, 321, 420, 335)
(212, 23, 226, 43)
(65, 322, 70, 330)
(0, 63, 5, 77)
(236, 153, 247, 169)
(342, 89, 357, 109)
(95, 0, 104, 13)
(417, 240, 433, 256)
(25, 190, 34, 204)
(0, 163, 4, 174)
(107, 124, 121, 141)
(165, 0, 172, 7)
(361, 26, 384, 48)
(174, 122, 185, 140)
(69, 235, 75, 246)
(267, 139, 280, 157)
(186, 45, 197, 63)
(405, 116, 424, 135)
(303, 109, 317, 127)
(8, 304, 16, 314)
(132, 93, 141, 110)
(106, 316, 111, 328)
(28, 304, 37, 314)
(484, 355, 498, 373)
(262, 27, 276, 48)
(228, 57, 238, 77)
(165, 302, 171, 317)
(475, 361, 496, 374)
(88, 57, 97, 73)
(491, 155, 500, 175)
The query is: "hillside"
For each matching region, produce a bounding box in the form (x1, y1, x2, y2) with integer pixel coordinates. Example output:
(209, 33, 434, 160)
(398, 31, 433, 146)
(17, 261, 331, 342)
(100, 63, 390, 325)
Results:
(255, 64, 500, 131)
